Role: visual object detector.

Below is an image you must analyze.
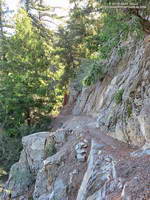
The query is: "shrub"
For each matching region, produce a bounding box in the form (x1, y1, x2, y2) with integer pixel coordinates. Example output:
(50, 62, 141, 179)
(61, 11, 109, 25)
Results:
(126, 100, 132, 117)
(44, 142, 57, 158)
(0, 133, 22, 175)
(97, 11, 144, 59)
(83, 60, 106, 86)
(70, 59, 94, 90)
(114, 89, 124, 104)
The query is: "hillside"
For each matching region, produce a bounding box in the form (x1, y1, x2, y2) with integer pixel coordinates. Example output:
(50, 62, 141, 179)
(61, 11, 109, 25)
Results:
(1, 33, 150, 199)
(0, 0, 150, 200)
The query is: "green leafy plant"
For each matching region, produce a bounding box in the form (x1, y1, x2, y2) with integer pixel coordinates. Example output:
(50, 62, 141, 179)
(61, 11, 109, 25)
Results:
(79, 11, 144, 87)
(97, 10, 144, 59)
(0, 9, 63, 137)
(114, 89, 124, 104)
(44, 142, 57, 158)
(0, 133, 22, 173)
(0, 9, 64, 175)
(83, 60, 106, 86)
(126, 100, 132, 117)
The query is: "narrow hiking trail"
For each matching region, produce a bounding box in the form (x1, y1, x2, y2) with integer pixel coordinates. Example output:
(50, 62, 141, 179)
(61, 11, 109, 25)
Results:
(49, 105, 150, 199)
(1, 104, 150, 200)
(51, 105, 136, 155)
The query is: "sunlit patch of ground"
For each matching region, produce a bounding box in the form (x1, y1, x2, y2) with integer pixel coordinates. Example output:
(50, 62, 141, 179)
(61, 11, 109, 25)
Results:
(0, 168, 7, 192)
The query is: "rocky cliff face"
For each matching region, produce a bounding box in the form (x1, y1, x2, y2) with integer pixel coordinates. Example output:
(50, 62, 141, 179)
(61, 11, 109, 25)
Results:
(1, 36, 150, 200)
(73, 36, 150, 148)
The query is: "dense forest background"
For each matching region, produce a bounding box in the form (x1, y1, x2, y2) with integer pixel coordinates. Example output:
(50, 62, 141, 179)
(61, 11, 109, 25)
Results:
(0, 0, 149, 179)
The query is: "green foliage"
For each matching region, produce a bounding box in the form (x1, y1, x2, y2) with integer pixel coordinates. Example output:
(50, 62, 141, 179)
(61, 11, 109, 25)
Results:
(56, 1, 102, 87)
(44, 142, 57, 158)
(71, 59, 94, 90)
(127, 104, 132, 117)
(78, 9, 144, 87)
(0, 8, 65, 177)
(0, 9, 63, 136)
(83, 60, 106, 86)
(97, 11, 143, 59)
(114, 89, 124, 104)
(61, 1, 145, 88)
(126, 100, 132, 117)
(0, 132, 22, 172)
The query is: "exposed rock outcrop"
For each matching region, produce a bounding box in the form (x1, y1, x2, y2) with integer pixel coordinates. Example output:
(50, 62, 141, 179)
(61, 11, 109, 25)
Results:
(2, 120, 150, 199)
(73, 36, 150, 149)
(1, 132, 50, 199)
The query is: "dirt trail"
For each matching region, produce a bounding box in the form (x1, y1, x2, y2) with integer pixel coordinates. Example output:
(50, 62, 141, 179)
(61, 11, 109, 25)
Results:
(50, 106, 150, 199)
(51, 105, 136, 158)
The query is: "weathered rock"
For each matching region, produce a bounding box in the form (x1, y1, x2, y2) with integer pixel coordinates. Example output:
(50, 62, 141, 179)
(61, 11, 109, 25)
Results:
(50, 178, 67, 200)
(68, 81, 80, 105)
(22, 132, 50, 175)
(75, 141, 88, 162)
(2, 151, 33, 199)
(138, 99, 150, 145)
(131, 148, 150, 157)
(1, 132, 50, 200)
(76, 140, 118, 200)
(76, 139, 150, 200)
(54, 129, 67, 143)
(112, 117, 145, 146)
(95, 40, 150, 147)
(33, 168, 48, 200)
(76, 153, 86, 162)
(33, 149, 67, 200)
(69, 169, 78, 185)
(70, 38, 150, 148)
(35, 178, 68, 200)
(73, 85, 96, 116)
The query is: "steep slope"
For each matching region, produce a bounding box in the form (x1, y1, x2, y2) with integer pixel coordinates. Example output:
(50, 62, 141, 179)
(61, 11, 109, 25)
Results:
(73, 36, 150, 148)
(1, 114, 150, 200)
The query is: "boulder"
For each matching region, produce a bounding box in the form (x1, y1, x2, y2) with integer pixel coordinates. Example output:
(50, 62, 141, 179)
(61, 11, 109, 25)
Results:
(2, 151, 33, 199)
(22, 132, 50, 175)
(33, 149, 67, 200)
(76, 140, 118, 200)
(75, 141, 88, 162)
(1, 132, 50, 200)
(138, 99, 150, 145)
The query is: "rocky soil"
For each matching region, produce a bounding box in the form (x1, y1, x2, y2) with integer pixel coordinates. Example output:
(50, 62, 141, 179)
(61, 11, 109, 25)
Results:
(1, 112, 150, 200)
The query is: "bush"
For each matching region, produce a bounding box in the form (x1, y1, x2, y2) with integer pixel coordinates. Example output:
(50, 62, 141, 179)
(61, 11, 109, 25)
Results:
(97, 11, 144, 59)
(0, 9, 62, 138)
(114, 89, 124, 104)
(44, 142, 57, 158)
(83, 60, 106, 86)
(126, 100, 132, 117)
(0, 133, 22, 174)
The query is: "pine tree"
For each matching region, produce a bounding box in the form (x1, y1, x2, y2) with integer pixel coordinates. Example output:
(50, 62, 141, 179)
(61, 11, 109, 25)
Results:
(0, 9, 63, 136)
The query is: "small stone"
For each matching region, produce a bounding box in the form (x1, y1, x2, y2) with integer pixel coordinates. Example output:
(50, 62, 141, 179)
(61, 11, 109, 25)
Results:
(83, 139, 88, 143)
(75, 142, 87, 150)
(76, 154, 86, 162)
(69, 169, 78, 184)
(76, 149, 86, 154)
(98, 150, 102, 155)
